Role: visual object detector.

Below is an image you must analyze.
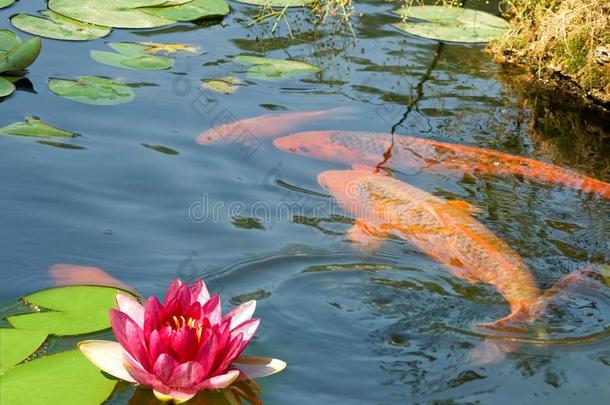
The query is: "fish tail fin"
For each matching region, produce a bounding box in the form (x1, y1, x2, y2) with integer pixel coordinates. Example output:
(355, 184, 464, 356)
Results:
(324, 106, 359, 119)
(477, 265, 608, 332)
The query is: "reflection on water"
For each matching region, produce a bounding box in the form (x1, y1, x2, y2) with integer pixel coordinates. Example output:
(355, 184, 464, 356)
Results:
(1, 0, 609, 403)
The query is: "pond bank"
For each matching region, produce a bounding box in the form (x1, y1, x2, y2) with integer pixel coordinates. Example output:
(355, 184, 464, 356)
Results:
(489, 0, 610, 111)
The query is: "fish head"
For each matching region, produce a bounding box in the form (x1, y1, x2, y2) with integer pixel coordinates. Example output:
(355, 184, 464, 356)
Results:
(318, 167, 383, 209)
(274, 131, 363, 164)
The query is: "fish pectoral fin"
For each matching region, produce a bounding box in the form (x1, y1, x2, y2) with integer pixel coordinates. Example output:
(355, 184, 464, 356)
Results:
(445, 200, 482, 215)
(347, 220, 385, 252)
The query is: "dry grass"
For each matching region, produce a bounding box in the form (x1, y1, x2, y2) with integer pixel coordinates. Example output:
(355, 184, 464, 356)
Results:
(493, 0, 610, 104)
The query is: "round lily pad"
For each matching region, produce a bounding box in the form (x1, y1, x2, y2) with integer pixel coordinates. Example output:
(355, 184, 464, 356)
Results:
(235, 55, 320, 79)
(233, 0, 315, 7)
(48, 76, 134, 106)
(0, 29, 20, 50)
(0, 329, 48, 373)
(0, 77, 15, 97)
(0, 350, 117, 405)
(7, 285, 133, 335)
(11, 11, 112, 41)
(48, 0, 176, 29)
(0, 37, 42, 73)
(142, 0, 229, 21)
(0, 0, 15, 9)
(392, 6, 509, 43)
(0, 117, 76, 138)
(91, 50, 174, 70)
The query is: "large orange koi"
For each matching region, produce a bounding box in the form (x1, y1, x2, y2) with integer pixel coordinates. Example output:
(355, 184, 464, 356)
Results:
(196, 108, 353, 145)
(274, 131, 610, 199)
(317, 166, 576, 330)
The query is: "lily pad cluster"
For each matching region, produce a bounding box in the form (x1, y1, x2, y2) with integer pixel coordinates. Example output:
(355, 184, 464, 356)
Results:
(0, 30, 41, 98)
(11, 0, 230, 40)
(0, 286, 133, 405)
(392, 5, 509, 43)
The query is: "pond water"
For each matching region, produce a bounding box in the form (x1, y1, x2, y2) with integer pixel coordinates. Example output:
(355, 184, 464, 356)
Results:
(2, 0, 610, 404)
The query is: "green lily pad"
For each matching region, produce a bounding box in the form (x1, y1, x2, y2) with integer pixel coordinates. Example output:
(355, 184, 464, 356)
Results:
(392, 6, 509, 43)
(7, 285, 129, 335)
(0, 30, 20, 50)
(0, 117, 76, 139)
(0, 350, 117, 405)
(233, 0, 315, 7)
(11, 11, 112, 41)
(202, 76, 242, 94)
(235, 55, 320, 79)
(142, 143, 179, 155)
(126, 41, 200, 55)
(0, 0, 14, 9)
(0, 77, 15, 97)
(0, 329, 48, 373)
(48, 0, 176, 29)
(142, 0, 229, 21)
(49, 76, 134, 106)
(91, 50, 174, 70)
(0, 37, 42, 73)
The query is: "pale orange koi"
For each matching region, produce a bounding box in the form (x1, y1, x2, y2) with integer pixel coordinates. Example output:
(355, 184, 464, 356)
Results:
(274, 131, 610, 200)
(50, 263, 135, 293)
(318, 167, 572, 331)
(196, 107, 354, 145)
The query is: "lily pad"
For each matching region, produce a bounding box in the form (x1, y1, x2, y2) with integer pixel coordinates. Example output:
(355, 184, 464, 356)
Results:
(91, 50, 174, 70)
(233, 0, 315, 7)
(49, 76, 134, 106)
(0, 0, 14, 9)
(0, 329, 48, 373)
(0, 350, 117, 405)
(142, 143, 179, 155)
(142, 0, 229, 22)
(0, 77, 15, 97)
(7, 285, 131, 335)
(202, 76, 242, 94)
(235, 55, 320, 79)
(392, 6, 509, 43)
(0, 37, 42, 73)
(0, 117, 76, 139)
(129, 41, 200, 55)
(11, 11, 112, 41)
(0, 30, 20, 50)
(48, 0, 176, 29)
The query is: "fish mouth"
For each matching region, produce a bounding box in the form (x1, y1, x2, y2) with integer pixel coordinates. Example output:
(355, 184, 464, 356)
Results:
(196, 131, 214, 145)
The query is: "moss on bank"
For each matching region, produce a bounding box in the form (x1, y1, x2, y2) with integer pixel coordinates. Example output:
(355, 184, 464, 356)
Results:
(491, 0, 610, 108)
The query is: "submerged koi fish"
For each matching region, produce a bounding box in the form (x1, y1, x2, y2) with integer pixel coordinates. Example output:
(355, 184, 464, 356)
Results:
(318, 167, 574, 330)
(196, 107, 354, 145)
(50, 263, 135, 293)
(274, 131, 610, 200)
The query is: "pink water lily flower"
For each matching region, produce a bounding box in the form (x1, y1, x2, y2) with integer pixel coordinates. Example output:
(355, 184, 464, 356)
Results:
(79, 279, 286, 403)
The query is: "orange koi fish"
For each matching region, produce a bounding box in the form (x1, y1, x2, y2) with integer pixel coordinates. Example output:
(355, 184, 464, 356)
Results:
(196, 107, 354, 145)
(50, 263, 135, 293)
(318, 166, 573, 330)
(274, 131, 610, 200)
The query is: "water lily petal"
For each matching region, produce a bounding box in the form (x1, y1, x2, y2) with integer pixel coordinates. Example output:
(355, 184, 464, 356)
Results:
(195, 369, 240, 391)
(153, 353, 179, 384)
(153, 389, 197, 404)
(163, 279, 184, 307)
(233, 356, 287, 380)
(170, 325, 200, 363)
(196, 328, 218, 374)
(227, 300, 256, 330)
(143, 296, 163, 336)
(215, 333, 244, 374)
(168, 361, 206, 388)
(78, 340, 136, 383)
(110, 309, 151, 370)
(124, 355, 163, 387)
(191, 279, 210, 305)
(116, 293, 145, 328)
(202, 294, 222, 326)
(148, 327, 171, 362)
(230, 318, 260, 345)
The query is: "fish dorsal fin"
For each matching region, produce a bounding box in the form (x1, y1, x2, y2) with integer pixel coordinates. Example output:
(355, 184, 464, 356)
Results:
(351, 164, 389, 176)
(445, 200, 482, 215)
